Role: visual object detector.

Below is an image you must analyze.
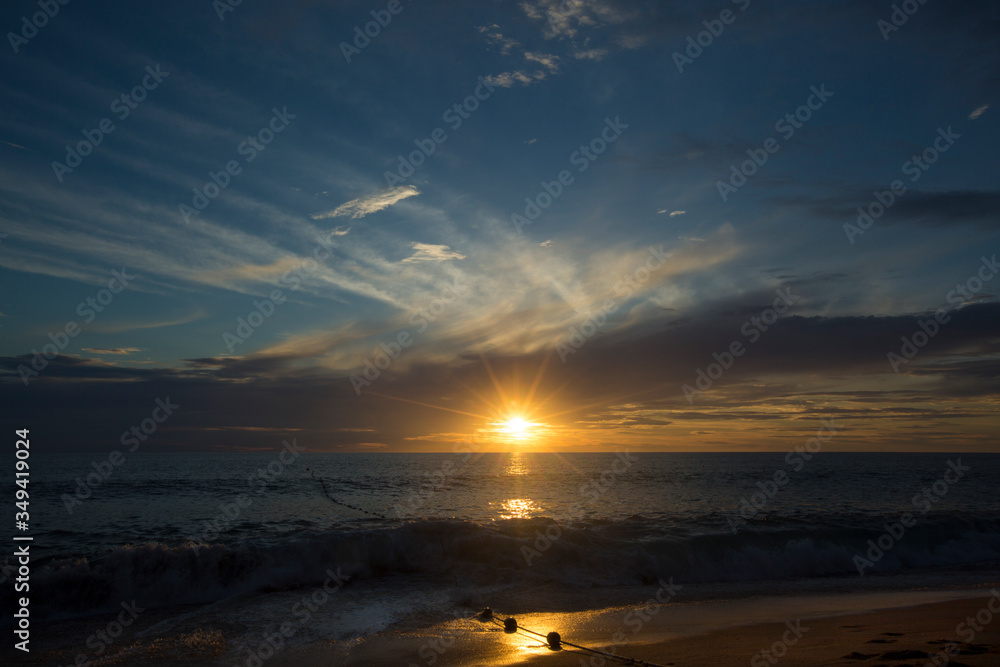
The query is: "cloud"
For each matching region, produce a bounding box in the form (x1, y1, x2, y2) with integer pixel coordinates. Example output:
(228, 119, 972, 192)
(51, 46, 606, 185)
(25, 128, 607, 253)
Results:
(7, 303, 998, 452)
(520, 0, 629, 39)
(616, 34, 648, 50)
(777, 189, 1000, 230)
(201, 426, 304, 433)
(670, 210, 686, 216)
(195, 256, 309, 284)
(82, 347, 143, 355)
(484, 53, 559, 89)
(477, 24, 522, 55)
(524, 51, 561, 72)
(312, 186, 420, 220)
(88, 309, 208, 334)
(574, 48, 609, 60)
(331, 226, 350, 236)
(484, 70, 548, 88)
(969, 104, 989, 120)
(230, 225, 741, 374)
(401, 242, 466, 263)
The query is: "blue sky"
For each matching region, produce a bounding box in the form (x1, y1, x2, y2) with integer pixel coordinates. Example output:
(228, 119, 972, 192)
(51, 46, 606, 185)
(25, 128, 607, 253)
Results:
(1, 0, 998, 451)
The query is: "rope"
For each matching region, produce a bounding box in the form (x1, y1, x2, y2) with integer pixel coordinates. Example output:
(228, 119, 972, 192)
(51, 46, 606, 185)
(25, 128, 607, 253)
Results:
(309, 469, 395, 520)
(477, 607, 669, 667)
(306, 472, 671, 666)
(306, 451, 484, 522)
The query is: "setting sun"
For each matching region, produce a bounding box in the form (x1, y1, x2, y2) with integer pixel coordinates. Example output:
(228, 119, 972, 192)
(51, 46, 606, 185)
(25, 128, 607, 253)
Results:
(496, 416, 540, 442)
(503, 417, 531, 436)
(9, 4, 1000, 667)
(483, 409, 550, 445)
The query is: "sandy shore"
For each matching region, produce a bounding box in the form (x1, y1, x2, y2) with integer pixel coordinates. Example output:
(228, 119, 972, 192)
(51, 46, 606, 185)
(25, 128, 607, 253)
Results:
(9, 588, 1000, 666)
(317, 589, 1000, 667)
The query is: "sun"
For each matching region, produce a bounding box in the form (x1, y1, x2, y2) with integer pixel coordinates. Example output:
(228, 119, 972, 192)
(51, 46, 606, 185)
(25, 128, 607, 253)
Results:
(503, 417, 531, 436)
(491, 415, 540, 442)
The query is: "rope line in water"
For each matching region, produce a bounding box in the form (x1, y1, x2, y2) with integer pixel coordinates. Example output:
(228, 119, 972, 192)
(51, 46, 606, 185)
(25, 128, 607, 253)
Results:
(478, 607, 669, 667)
(306, 451, 485, 521)
(309, 469, 394, 520)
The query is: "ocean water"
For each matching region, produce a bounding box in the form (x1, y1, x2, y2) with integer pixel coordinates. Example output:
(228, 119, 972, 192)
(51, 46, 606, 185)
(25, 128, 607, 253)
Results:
(5, 452, 1000, 651)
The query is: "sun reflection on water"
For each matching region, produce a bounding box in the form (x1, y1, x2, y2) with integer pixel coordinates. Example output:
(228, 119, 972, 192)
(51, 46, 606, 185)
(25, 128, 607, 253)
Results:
(503, 452, 529, 476)
(497, 498, 541, 519)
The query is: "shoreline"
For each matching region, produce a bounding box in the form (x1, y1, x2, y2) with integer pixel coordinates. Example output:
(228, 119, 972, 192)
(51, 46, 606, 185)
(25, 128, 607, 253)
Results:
(301, 587, 1000, 666)
(11, 585, 1000, 666)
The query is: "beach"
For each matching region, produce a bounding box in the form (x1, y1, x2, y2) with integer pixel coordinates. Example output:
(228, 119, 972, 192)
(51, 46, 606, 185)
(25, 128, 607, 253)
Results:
(5, 1, 1000, 664)
(13, 588, 1000, 666)
(6, 452, 1000, 666)
(312, 590, 1000, 666)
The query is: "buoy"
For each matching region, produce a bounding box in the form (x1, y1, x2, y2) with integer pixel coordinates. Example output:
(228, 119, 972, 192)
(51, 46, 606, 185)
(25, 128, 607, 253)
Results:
(546, 631, 561, 649)
(503, 617, 517, 633)
(478, 607, 493, 621)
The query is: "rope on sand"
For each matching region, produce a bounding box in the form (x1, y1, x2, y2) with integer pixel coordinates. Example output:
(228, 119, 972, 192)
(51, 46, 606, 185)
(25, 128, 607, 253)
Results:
(477, 607, 669, 667)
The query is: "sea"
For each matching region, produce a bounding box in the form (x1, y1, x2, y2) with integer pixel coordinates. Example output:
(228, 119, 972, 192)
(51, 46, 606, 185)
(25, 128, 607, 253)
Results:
(4, 452, 1000, 658)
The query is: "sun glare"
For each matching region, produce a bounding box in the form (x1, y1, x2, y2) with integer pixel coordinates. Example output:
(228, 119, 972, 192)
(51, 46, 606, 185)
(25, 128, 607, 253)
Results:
(490, 415, 540, 443)
(504, 417, 530, 436)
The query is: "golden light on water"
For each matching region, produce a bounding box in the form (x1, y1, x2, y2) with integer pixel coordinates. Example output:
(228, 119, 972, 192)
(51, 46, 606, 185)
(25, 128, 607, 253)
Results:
(498, 497, 541, 519)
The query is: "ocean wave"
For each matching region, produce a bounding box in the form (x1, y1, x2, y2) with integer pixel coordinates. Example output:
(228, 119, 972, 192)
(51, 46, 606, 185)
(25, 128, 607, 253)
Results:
(7, 514, 1000, 620)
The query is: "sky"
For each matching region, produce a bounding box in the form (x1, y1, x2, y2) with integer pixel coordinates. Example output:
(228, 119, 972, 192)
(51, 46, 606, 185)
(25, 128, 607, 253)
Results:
(0, 0, 997, 453)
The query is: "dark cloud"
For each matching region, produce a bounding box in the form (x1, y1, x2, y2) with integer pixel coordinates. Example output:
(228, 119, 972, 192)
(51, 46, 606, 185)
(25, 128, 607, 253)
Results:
(3, 302, 996, 451)
(789, 189, 1000, 229)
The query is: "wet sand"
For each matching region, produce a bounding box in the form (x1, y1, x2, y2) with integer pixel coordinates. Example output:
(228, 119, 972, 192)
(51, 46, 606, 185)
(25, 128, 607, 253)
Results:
(10, 588, 1000, 666)
(319, 589, 1000, 666)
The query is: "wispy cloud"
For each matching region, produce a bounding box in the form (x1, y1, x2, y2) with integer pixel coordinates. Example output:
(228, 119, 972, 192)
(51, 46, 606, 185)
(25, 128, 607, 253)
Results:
(617, 34, 647, 50)
(520, 0, 629, 39)
(82, 347, 143, 355)
(313, 186, 420, 220)
(524, 51, 561, 72)
(195, 256, 309, 284)
(969, 104, 989, 120)
(477, 24, 522, 55)
(89, 309, 208, 333)
(235, 224, 743, 376)
(201, 426, 304, 432)
(574, 48, 609, 61)
(482, 46, 560, 89)
(401, 242, 466, 263)
(484, 70, 548, 88)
